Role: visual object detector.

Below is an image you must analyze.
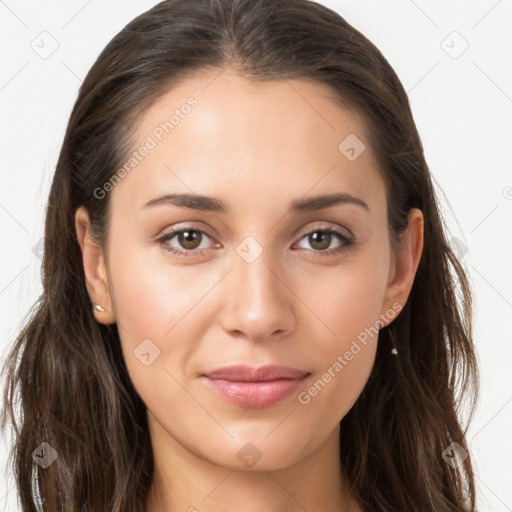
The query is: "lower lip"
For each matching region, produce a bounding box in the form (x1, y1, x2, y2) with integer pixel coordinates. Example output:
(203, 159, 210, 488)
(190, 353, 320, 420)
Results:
(202, 375, 309, 408)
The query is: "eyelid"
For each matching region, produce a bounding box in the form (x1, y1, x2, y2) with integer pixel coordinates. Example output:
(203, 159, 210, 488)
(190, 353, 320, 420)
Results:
(295, 222, 353, 240)
(156, 222, 217, 240)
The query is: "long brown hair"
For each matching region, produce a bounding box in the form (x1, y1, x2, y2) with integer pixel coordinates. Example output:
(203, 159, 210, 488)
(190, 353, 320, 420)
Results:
(1, 0, 479, 510)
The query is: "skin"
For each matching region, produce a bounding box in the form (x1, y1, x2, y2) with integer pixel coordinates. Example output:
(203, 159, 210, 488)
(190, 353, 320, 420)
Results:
(75, 67, 423, 512)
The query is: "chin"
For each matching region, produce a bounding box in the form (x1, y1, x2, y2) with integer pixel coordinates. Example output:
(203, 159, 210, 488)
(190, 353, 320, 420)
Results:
(198, 434, 308, 473)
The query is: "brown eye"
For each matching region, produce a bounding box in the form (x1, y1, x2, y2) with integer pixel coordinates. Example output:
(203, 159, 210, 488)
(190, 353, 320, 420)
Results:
(295, 227, 354, 256)
(157, 228, 215, 256)
(307, 231, 332, 251)
(177, 230, 203, 250)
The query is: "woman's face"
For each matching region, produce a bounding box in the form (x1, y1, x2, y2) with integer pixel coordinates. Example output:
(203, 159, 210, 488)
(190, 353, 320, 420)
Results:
(78, 68, 422, 472)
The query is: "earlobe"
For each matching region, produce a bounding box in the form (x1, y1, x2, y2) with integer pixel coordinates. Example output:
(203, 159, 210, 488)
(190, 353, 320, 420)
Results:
(74, 207, 116, 325)
(381, 208, 424, 322)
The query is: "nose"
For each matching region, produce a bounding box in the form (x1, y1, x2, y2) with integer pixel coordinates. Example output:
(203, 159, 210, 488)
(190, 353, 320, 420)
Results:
(219, 245, 296, 342)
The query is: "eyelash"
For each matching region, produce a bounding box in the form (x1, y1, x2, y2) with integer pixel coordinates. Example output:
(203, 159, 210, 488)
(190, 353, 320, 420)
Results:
(156, 225, 355, 258)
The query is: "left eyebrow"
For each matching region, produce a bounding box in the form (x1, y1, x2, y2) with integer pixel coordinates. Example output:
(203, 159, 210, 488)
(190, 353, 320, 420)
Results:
(289, 193, 370, 213)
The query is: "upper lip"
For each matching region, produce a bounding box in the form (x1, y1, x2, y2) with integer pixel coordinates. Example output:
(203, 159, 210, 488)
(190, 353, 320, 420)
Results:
(203, 365, 309, 382)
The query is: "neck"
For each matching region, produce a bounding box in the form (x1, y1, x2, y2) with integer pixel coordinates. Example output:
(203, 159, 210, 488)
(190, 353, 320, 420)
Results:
(144, 417, 361, 512)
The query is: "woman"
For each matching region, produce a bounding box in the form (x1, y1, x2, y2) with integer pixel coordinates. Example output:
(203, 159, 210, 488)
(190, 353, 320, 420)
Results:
(1, 0, 479, 510)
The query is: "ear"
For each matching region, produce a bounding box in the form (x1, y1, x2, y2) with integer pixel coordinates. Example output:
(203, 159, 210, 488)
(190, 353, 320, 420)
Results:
(75, 206, 116, 325)
(380, 208, 424, 324)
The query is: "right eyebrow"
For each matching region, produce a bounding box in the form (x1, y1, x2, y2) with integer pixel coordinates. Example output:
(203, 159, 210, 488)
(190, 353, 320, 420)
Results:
(142, 193, 228, 212)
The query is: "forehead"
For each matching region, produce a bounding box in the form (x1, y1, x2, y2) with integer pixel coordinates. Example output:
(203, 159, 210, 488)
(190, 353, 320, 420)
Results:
(112, 68, 385, 216)
(136, 68, 367, 154)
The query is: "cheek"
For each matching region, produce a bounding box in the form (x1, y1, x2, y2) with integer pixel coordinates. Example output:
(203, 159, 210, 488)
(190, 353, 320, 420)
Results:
(107, 243, 210, 337)
(303, 256, 388, 344)
(294, 253, 388, 413)
(106, 244, 222, 402)
(296, 340, 376, 444)
(295, 284, 380, 430)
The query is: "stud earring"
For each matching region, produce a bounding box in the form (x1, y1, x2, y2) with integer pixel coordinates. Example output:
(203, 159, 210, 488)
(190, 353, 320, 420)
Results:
(389, 328, 398, 355)
(93, 304, 105, 312)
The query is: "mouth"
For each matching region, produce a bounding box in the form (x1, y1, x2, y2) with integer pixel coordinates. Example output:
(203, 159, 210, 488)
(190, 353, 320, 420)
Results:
(201, 365, 310, 408)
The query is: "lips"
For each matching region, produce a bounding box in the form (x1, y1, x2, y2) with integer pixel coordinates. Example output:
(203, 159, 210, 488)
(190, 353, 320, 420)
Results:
(202, 365, 310, 408)
(204, 364, 308, 381)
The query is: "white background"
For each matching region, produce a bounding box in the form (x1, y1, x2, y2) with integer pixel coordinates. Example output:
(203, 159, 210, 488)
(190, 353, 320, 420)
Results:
(1, 0, 511, 510)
